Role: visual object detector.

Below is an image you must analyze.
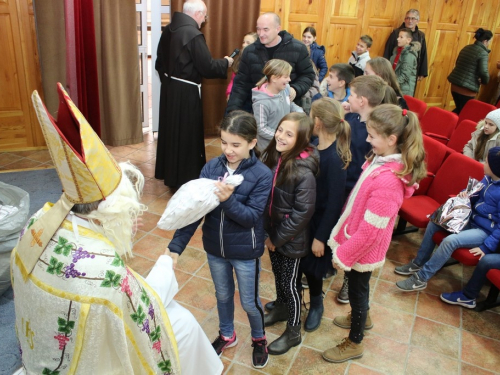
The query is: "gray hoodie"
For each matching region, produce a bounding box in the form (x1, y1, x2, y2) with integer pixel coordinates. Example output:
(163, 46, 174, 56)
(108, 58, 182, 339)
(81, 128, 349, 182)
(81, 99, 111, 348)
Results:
(252, 83, 303, 151)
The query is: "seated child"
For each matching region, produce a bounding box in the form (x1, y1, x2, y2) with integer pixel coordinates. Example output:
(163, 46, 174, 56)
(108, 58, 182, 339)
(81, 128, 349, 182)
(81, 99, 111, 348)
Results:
(396, 147, 500, 292)
(440, 253, 500, 308)
(252, 59, 304, 150)
(348, 35, 372, 77)
(463, 108, 500, 162)
(320, 63, 355, 103)
(389, 28, 420, 97)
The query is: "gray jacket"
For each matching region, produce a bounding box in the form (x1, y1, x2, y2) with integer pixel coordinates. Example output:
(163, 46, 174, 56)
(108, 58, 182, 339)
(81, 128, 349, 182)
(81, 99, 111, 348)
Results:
(252, 84, 303, 151)
(463, 128, 500, 162)
(390, 42, 421, 96)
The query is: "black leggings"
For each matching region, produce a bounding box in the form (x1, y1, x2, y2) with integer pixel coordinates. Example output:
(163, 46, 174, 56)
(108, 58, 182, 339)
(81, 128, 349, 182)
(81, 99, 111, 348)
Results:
(269, 251, 301, 326)
(296, 271, 323, 297)
(346, 269, 372, 344)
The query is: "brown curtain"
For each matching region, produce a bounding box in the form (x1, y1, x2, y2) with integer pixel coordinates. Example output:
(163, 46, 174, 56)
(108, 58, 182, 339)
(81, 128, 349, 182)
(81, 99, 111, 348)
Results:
(171, 0, 261, 135)
(33, 0, 67, 116)
(33, 0, 142, 146)
(93, 0, 142, 146)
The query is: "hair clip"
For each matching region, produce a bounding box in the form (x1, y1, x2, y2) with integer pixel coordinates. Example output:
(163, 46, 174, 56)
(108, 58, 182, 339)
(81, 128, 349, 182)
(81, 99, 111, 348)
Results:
(402, 109, 409, 125)
(340, 119, 344, 123)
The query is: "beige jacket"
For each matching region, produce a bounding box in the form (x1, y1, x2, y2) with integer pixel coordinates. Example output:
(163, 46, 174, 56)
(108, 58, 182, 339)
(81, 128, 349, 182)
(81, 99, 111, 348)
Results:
(463, 129, 500, 162)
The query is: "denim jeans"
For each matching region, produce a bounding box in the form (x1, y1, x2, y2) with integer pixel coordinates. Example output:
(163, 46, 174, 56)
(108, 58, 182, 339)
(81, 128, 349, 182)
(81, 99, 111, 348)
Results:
(346, 269, 372, 344)
(206, 253, 265, 339)
(463, 253, 500, 299)
(415, 222, 488, 282)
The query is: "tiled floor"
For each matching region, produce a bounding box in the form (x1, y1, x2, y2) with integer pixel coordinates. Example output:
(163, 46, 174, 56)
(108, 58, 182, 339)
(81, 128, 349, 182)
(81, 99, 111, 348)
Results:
(2, 131, 500, 374)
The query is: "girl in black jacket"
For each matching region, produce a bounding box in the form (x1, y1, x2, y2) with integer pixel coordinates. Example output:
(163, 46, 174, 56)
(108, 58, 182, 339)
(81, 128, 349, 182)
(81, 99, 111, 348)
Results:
(261, 112, 319, 355)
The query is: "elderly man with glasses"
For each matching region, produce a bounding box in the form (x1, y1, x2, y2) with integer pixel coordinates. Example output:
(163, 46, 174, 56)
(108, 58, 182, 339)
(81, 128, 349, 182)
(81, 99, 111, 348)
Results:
(383, 9, 428, 90)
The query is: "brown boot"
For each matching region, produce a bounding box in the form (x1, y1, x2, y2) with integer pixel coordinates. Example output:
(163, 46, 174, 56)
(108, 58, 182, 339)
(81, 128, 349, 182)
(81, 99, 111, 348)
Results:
(322, 337, 364, 363)
(333, 310, 373, 330)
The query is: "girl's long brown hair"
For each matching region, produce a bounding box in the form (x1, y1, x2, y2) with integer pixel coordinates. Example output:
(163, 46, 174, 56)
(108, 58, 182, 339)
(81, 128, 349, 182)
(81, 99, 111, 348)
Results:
(367, 104, 427, 185)
(262, 112, 316, 186)
(310, 98, 351, 169)
(474, 119, 499, 161)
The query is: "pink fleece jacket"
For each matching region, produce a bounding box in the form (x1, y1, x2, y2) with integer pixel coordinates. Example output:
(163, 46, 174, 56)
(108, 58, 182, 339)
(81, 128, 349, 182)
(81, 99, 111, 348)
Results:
(328, 155, 418, 272)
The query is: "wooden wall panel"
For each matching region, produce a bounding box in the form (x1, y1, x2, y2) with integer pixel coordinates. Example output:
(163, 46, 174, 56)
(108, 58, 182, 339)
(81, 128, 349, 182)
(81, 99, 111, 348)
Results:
(0, 0, 43, 150)
(261, 0, 500, 109)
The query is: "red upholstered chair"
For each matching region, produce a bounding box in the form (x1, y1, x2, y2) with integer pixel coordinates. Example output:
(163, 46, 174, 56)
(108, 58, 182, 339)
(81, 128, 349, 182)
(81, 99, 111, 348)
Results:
(475, 269, 500, 311)
(447, 119, 477, 153)
(457, 99, 496, 127)
(416, 135, 453, 196)
(394, 152, 484, 234)
(420, 107, 458, 144)
(404, 95, 427, 120)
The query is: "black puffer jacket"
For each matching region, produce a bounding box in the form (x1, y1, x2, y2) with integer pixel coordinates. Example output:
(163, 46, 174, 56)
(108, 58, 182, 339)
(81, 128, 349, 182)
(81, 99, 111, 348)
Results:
(265, 147, 319, 259)
(226, 31, 315, 113)
(448, 41, 490, 93)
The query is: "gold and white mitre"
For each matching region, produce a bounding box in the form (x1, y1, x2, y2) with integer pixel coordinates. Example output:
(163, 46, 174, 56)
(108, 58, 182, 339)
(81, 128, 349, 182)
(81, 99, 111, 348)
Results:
(16, 83, 122, 275)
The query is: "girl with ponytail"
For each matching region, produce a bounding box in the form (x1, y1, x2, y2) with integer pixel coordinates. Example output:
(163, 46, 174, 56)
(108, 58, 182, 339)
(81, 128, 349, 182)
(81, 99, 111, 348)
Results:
(322, 104, 425, 363)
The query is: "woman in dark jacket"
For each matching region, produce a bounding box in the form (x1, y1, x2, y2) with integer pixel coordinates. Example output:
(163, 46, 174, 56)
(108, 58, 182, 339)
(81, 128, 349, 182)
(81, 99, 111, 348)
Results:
(448, 28, 493, 114)
(302, 27, 328, 82)
(261, 112, 319, 355)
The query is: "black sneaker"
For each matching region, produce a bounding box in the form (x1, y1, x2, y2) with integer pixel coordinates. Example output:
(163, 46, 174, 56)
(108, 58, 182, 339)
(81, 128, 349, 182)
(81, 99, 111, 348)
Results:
(251, 337, 268, 368)
(211, 331, 237, 357)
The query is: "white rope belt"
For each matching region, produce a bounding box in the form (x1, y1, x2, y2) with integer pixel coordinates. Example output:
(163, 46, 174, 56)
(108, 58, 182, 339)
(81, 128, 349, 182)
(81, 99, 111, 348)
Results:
(164, 73, 201, 98)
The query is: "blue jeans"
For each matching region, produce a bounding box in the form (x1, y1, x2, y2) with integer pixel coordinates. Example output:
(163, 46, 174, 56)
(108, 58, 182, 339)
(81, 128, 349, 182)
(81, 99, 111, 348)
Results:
(206, 253, 265, 339)
(463, 254, 500, 299)
(415, 222, 488, 282)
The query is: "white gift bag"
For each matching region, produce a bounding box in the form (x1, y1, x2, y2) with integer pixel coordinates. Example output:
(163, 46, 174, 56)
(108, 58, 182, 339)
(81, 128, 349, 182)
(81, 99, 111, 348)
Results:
(157, 174, 244, 230)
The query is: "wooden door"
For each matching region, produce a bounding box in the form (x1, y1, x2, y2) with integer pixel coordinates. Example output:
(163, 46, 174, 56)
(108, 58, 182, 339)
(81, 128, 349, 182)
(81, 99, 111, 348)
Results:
(0, 0, 43, 150)
(261, 0, 500, 109)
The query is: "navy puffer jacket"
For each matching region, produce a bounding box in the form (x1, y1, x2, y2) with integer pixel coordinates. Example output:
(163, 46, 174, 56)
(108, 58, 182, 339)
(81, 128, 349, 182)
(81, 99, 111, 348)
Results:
(309, 42, 328, 82)
(470, 175, 500, 254)
(168, 151, 273, 260)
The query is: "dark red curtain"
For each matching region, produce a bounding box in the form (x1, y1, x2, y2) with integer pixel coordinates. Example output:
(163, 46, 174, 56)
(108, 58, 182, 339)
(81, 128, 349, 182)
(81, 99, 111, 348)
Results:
(171, 0, 261, 135)
(65, 0, 101, 136)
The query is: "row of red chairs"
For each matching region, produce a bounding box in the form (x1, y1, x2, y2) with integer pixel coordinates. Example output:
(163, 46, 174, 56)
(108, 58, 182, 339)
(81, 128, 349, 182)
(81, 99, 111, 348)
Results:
(404, 96, 497, 153)
(393, 134, 500, 310)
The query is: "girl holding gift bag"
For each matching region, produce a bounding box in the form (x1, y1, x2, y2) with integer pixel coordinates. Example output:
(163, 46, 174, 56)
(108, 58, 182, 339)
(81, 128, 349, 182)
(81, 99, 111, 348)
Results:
(261, 112, 319, 355)
(166, 111, 273, 369)
(396, 146, 500, 293)
(323, 104, 426, 363)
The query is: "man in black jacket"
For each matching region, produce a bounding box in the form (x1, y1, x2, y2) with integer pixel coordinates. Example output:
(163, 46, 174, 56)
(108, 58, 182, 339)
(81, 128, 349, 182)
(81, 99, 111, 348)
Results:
(383, 9, 428, 84)
(226, 12, 315, 113)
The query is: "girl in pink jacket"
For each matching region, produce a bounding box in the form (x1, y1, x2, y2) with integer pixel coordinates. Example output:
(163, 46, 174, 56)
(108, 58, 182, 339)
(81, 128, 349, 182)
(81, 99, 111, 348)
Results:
(322, 104, 426, 363)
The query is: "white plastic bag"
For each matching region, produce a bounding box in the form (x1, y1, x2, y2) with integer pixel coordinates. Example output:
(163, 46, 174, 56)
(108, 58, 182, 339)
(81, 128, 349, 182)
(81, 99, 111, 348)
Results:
(0, 181, 30, 254)
(157, 174, 244, 230)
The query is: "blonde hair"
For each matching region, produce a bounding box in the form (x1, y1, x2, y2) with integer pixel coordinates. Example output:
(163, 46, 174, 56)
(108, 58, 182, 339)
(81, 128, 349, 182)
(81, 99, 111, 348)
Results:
(474, 119, 500, 161)
(367, 104, 426, 185)
(310, 98, 351, 169)
(83, 162, 147, 258)
(256, 59, 292, 88)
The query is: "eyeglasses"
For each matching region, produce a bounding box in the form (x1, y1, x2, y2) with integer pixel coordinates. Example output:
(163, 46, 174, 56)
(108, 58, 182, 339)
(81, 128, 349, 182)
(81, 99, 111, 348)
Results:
(405, 17, 418, 21)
